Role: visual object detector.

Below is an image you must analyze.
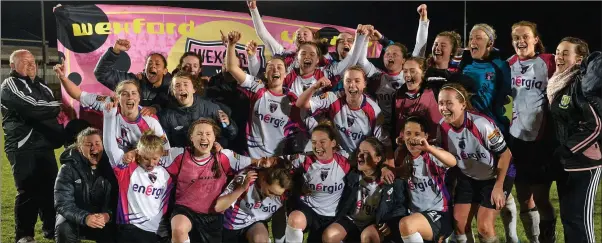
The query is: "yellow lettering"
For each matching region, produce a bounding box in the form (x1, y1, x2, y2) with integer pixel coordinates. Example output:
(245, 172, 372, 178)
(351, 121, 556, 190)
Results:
(72, 23, 93, 36)
(113, 22, 130, 35)
(330, 36, 339, 46)
(132, 18, 145, 34)
(177, 20, 194, 36)
(147, 22, 164, 34)
(166, 23, 176, 35)
(280, 31, 294, 44)
(95, 22, 110, 35)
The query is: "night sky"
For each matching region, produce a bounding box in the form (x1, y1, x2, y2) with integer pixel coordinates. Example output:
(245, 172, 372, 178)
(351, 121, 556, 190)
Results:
(2, 1, 601, 59)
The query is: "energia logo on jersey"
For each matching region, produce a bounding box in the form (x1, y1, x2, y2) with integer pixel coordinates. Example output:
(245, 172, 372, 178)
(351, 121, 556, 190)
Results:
(356, 200, 378, 216)
(409, 177, 436, 192)
(455, 137, 487, 161)
(255, 110, 286, 128)
(335, 124, 365, 141)
(512, 76, 543, 91)
(306, 182, 344, 194)
(132, 184, 165, 199)
(244, 201, 279, 213)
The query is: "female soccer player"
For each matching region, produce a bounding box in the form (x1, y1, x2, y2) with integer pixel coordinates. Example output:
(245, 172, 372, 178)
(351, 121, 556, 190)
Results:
(437, 83, 514, 243)
(322, 137, 409, 243)
(285, 122, 351, 243)
(507, 21, 559, 242)
(296, 66, 390, 156)
(396, 116, 456, 242)
(216, 161, 294, 243)
(548, 37, 599, 243)
(225, 30, 307, 158)
(425, 31, 463, 97)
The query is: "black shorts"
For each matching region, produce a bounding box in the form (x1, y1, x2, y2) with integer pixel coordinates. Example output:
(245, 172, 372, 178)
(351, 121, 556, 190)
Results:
(336, 216, 403, 243)
(420, 210, 453, 242)
(296, 203, 335, 242)
(116, 224, 159, 243)
(454, 173, 514, 209)
(222, 221, 268, 243)
(509, 136, 564, 184)
(171, 205, 223, 243)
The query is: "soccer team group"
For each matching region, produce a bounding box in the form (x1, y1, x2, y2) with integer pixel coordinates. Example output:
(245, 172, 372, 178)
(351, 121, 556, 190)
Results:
(3, 1, 602, 243)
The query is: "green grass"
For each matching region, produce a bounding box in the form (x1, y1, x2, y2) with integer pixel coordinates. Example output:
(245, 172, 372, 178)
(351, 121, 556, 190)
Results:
(1, 130, 601, 242)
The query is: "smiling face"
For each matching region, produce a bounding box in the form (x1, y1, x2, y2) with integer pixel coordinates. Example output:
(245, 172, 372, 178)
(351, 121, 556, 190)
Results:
(469, 29, 492, 60)
(438, 89, 466, 127)
(336, 32, 355, 59)
(512, 26, 538, 59)
(403, 122, 428, 155)
(311, 130, 336, 161)
(11, 51, 37, 79)
(432, 36, 453, 63)
(189, 123, 216, 156)
(555, 41, 582, 74)
(297, 44, 319, 74)
(403, 60, 423, 91)
(145, 54, 168, 84)
(181, 55, 202, 77)
(79, 134, 103, 166)
(172, 77, 196, 107)
(265, 58, 286, 88)
(295, 27, 314, 46)
(117, 82, 141, 116)
(137, 150, 162, 172)
(383, 45, 405, 73)
(357, 141, 381, 173)
(344, 69, 366, 100)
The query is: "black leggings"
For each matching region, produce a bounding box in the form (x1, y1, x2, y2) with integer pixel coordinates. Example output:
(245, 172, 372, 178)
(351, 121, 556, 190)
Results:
(559, 167, 601, 243)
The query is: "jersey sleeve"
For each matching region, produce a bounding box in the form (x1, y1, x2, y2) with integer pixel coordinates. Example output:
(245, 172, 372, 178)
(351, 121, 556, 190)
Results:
(220, 171, 247, 198)
(411, 20, 430, 58)
(356, 37, 382, 78)
(146, 116, 171, 150)
(250, 7, 285, 55)
(477, 117, 507, 154)
(240, 74, 265, 97)
(309, 91, 338, 114)
(428, 147, 450, 168)
(102, 106, 126, 169)
(160, 147, 185, 168)
(220, 149, 253, 175)
(248, 54, 261, 77)
(324, 34, 368, 77)
(80, 91, 110, 111)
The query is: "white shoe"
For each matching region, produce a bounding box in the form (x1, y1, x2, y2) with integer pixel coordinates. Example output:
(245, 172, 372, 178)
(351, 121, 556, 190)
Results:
(17, 237, 36, 243)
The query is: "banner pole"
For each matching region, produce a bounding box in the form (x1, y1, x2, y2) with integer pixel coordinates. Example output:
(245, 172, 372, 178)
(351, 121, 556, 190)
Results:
(41, 1, 47, 79)
(463, 1, 467, 48)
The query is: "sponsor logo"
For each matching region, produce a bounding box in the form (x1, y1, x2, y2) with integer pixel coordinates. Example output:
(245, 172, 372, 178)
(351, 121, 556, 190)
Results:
(512, 76, 543, 90)
(409, 177, 436, 192)
(559, 95, 571, 109)
(96, 95, 108, 102)
(485, 72, 494, 81)
(75, 179, 81, 184)
(377, 93, 395, 102)
(487, 129, 503, 145)
(319, 93, 328, 99)
(132, 183, 165, 199)
(174, 126, 183, 131)
(306, 182, 344, 194)
(244, 201, 279, 213)
(186, 39, 265, 69)
(335, 124, 365, 141)
(72, 18, 195, 36)
(255, 111, 287, 128)
(426, 211, 441, 222)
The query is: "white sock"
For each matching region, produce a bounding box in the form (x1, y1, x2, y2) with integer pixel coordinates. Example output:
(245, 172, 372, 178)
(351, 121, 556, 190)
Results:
(501, 195, 519, 243)
(285, 224, 304, 243)
(456, 234, 468, 243)
(478, 234, 499, 243)
(520, 208, 541, 243)
(183, 238, 190, 243)
(402, 232, 424, 243)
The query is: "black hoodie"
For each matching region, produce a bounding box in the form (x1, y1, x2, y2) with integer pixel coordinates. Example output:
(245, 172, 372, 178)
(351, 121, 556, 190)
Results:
(93, 47, 172, 112)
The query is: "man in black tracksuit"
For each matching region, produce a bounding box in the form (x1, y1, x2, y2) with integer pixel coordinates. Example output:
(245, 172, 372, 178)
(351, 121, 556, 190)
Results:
(549, 62, 602, 243)
(1, 50, 65, 242)
(94, 39, 172, 114)
(54, 145, 114, 242)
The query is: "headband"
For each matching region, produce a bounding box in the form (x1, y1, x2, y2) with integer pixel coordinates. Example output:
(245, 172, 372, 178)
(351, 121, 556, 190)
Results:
(441, 86, 466, 101)
(471, 26, 495, 43)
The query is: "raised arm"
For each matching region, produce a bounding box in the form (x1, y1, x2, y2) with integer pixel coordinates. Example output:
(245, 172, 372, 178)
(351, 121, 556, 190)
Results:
(225, 31, 248, 85)
(93, 39, 137, 90)
(102, 106, 126, 168)
(358, 27, 381, 78)
(296, 77, 331, 110)
(411, 4, 430, 57)
(54, 64, 82, 101)
(326, 30, 368, 77)
(246, 40, 261, 76)
(215, 171, 257, 213)
(248, 0, 285, 55)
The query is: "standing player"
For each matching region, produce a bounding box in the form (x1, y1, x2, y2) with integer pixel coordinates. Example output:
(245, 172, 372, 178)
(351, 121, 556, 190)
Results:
(225, 30, 307, 158)
(216, 161, 293, 243)
(437, 83, 514, 243)
(507, 21, 559, 242)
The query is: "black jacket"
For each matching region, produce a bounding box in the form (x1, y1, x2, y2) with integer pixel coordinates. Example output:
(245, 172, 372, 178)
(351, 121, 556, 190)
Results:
(93, 47, 172, 112)
(581, 51, 602, 118)
(54, 148, 113, 226)
(1, 71, 64, 152)
(158, 94, 238, 148)
(337, 170, 409, 225)
(550, 74, 602, 171)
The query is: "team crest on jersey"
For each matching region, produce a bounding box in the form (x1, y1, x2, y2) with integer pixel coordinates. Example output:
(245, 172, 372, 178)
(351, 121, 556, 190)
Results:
(148, 172, 157, 183)
(520, 65, 530, 74)
(269, 103, 278, 113)
(458, 137, 466, 149)
(319, 93, 328, 99)
(485, 72, 494, 81)
(347, 115, 356, 127)
(320, 170, 329, 181)
(559, 95, 571, 109)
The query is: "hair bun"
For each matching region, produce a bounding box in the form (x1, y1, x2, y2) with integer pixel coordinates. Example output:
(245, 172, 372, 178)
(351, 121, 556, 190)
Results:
(318, 119, 334, 128)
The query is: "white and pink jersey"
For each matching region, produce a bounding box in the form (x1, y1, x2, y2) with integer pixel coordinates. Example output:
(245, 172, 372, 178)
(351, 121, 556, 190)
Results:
(507, 54, 555, 141)
(308, 91, 390, 154)
(80, 91, 169, 152)
(348, 177, 383, 228)
(408, 151, 451, 213)
(103, 107, 181, 233)
(289, 153, 350, 217)
(222, 170, 285, 230)
(240, 74, 307, 158)
(440, 111, 508, 180)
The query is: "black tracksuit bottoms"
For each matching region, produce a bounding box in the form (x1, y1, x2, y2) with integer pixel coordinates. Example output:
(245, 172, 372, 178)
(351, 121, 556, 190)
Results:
(560, 167, 601, 243)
